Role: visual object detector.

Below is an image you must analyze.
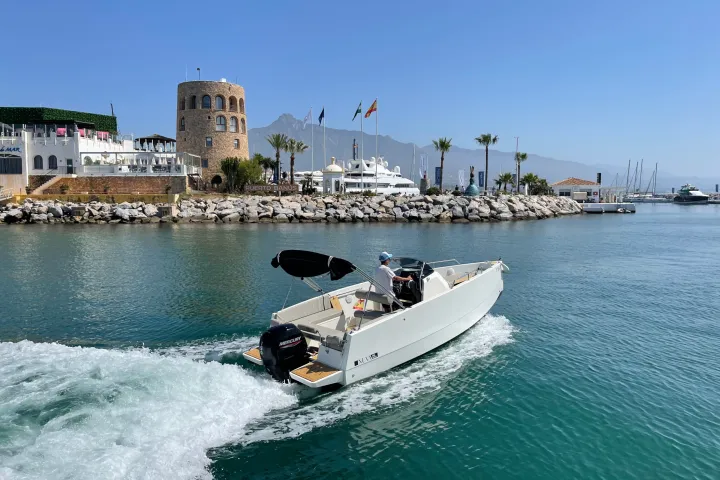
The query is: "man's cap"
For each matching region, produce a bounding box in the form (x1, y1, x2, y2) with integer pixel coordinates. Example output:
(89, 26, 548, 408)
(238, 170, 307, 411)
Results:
(379, 252, 393, 262)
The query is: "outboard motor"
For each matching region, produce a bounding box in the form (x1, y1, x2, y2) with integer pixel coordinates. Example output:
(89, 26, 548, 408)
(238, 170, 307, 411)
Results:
(259, 324, 310, 382)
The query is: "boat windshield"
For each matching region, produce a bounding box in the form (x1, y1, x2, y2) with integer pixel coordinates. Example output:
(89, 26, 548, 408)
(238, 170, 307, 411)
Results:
(390, 257, 434, 276)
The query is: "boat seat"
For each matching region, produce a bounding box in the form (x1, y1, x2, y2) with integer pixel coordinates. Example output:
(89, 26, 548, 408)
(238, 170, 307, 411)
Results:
(354, 289, 392, 306)
(295, 309, 339, 326)
(352, 310, 385, 320)
(296, 323, 343, 341)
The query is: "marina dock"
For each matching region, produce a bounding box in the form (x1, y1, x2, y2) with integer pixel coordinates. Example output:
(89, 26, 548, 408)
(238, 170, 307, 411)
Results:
(582, 203, 636, 214)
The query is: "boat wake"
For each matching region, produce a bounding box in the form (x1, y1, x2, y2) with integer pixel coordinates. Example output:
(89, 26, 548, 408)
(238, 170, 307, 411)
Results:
(0, 315, 513, 480)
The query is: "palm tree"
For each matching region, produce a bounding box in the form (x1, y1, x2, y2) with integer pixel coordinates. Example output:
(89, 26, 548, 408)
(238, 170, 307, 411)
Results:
(266, 133, 288, 183)
(474, 133, 499, 192)
(431, 137, 452, 191)
(497, 172, 514, 192)
(519, 173, 540, 194)
(515, 152, 528, 190)
(284, 139, 309, 185)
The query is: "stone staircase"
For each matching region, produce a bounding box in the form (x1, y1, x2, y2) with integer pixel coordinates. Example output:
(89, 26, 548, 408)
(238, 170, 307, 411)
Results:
(32, 174, 76, 194)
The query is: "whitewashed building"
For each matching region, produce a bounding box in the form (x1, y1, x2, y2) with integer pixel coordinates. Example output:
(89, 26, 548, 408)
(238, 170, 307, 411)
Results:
(0, 121, 200, 195)
(551, 177, 601, 202)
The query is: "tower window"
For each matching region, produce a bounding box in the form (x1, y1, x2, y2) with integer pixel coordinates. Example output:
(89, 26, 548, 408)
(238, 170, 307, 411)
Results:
(202, 95, 211, 109)
(215, 116, 226, 132)
(234, 139, 239, 149)
(206, 136, 213, 147)
(202, 158, 209, 168)
(229, 96, 237, 112)
(230, 116, 238, 132)
(179, 117, 185, 131)
(190, 96, 196, 109)
(180, 98, 186, 110)
(239, 98, 245, 114)
(215, 96, 225, 110)
(240, 118, 246, 134)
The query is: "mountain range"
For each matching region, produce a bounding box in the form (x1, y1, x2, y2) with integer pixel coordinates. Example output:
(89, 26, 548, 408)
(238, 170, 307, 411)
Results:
(248, 114, 718, 193)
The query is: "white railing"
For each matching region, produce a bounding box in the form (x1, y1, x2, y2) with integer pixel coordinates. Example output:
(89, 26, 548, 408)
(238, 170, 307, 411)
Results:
(0, 188, 11, 201)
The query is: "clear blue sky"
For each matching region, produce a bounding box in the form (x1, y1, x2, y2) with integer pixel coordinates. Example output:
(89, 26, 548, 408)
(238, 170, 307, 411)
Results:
(3, 0, 718, 176)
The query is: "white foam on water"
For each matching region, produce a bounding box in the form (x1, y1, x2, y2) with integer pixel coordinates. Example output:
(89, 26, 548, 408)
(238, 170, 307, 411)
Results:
(0, 315, 513, 480)
(0, 341, 296, 480)
(153, 335, 261, 363)
(239, 314, 514, 444)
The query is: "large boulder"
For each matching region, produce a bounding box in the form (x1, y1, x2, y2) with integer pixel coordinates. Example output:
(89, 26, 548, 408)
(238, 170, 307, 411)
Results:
(49, 205, 64, 218)
(143, 204, 159, 217)
(451, 206, 465, 218)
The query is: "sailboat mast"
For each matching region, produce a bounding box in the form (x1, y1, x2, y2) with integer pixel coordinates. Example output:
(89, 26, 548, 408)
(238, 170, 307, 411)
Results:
(639, 159, 643, 193)
(654, 162, 658, 195)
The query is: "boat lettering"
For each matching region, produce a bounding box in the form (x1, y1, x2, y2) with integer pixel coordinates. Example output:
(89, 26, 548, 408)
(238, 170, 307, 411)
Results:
(354, 352, 378, 366)
(279, 336, 302, 348)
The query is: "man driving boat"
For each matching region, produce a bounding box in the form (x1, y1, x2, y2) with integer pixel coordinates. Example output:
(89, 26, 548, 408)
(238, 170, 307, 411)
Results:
(375, 252, 413, 311)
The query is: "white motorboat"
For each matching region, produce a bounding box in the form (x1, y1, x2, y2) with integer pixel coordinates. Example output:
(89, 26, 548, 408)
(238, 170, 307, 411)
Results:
(243, 250, 508, 388)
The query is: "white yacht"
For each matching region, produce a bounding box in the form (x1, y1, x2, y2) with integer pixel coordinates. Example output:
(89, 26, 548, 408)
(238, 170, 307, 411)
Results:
(342, 157, 419, 194)
(292, 157, 419, 195)
(243, 250, 508, 388)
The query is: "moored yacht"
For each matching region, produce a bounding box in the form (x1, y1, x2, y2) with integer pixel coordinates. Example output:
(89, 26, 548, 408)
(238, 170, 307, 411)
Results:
(293, 156, 419, 195)
(341, 157, 419, 194)
(674, 184, 709, 204)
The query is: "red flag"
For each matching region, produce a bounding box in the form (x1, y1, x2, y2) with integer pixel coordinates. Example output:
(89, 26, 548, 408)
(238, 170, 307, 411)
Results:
(364, 99, 377, 118)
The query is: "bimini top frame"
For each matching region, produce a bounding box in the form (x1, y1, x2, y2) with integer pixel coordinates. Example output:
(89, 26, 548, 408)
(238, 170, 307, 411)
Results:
(270, 250, 405, 310)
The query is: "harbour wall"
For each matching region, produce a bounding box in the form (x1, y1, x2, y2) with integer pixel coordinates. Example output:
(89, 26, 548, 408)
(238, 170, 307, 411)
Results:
(0, 194, 582, 225)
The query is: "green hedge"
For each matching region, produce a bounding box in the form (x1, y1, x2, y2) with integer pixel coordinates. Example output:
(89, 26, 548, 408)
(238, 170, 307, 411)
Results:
(0, 107, 118, 133)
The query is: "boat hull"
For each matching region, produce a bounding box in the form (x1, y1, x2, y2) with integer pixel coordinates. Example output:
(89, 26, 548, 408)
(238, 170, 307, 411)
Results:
(339, 263, 504, 386)
(673, 197, 709, 204)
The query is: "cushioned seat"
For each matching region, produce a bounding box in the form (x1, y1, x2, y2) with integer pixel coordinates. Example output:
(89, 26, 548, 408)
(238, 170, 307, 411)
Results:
(354, 289, 392, 306)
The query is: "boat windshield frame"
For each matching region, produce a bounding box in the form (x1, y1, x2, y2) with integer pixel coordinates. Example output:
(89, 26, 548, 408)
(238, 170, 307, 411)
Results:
(390, 257, 434, 277)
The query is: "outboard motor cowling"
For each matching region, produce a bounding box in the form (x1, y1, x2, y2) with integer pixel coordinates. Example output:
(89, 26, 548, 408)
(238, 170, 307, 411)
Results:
(259, 324, 309, 382)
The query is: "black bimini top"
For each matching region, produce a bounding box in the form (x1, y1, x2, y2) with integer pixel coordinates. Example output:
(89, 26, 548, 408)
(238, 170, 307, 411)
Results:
(271, 250, 356, 281)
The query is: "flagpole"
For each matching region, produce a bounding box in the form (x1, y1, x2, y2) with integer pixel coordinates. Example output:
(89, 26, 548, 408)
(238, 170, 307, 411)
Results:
(311, 107, 314, 175)
(323, 106, 326, 168)
(361, 112, 364, 192)
(375, 98, 378, 194)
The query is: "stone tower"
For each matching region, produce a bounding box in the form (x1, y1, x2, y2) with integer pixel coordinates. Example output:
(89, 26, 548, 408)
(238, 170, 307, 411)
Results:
(176, 79, 249, 180)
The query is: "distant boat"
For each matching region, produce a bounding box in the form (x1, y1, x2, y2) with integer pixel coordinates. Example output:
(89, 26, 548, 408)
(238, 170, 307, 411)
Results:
(674, 184, 709, 204)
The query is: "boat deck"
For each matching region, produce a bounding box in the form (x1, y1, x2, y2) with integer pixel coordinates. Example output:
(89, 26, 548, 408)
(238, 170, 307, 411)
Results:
(290, 361, 340, 382)
(245, 347, 261, 361)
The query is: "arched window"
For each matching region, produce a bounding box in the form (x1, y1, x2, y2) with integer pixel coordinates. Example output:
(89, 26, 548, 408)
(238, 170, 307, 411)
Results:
(49, 155, 58, 169)
(239, 98, 245, 114)
(229, 116, 238, 132)
(216, 116, 226, 131)
(202, 95, 211, 109)
(215, 95, 225, 110)
(229, 96, 237, 112)
(180, 98, 186, 110)
(179, 117, 185, 131)
(240, 118, 246, 134)
(33, 155, 43, 170)
(190, 96, 197, 109)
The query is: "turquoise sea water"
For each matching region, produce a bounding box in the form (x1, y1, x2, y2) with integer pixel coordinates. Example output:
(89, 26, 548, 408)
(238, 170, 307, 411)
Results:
(1, 204, 720, 479)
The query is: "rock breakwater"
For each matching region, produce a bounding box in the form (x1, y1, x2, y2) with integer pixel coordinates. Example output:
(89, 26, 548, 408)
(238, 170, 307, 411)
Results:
(0, 194, 582, 225)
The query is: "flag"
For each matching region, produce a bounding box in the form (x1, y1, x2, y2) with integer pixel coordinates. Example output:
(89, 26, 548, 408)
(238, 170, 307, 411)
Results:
(303, 109, 312, 129)
(318, 108, 324, 125)
(364, 98, 377, 118)
(352, 102, 362, 121)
